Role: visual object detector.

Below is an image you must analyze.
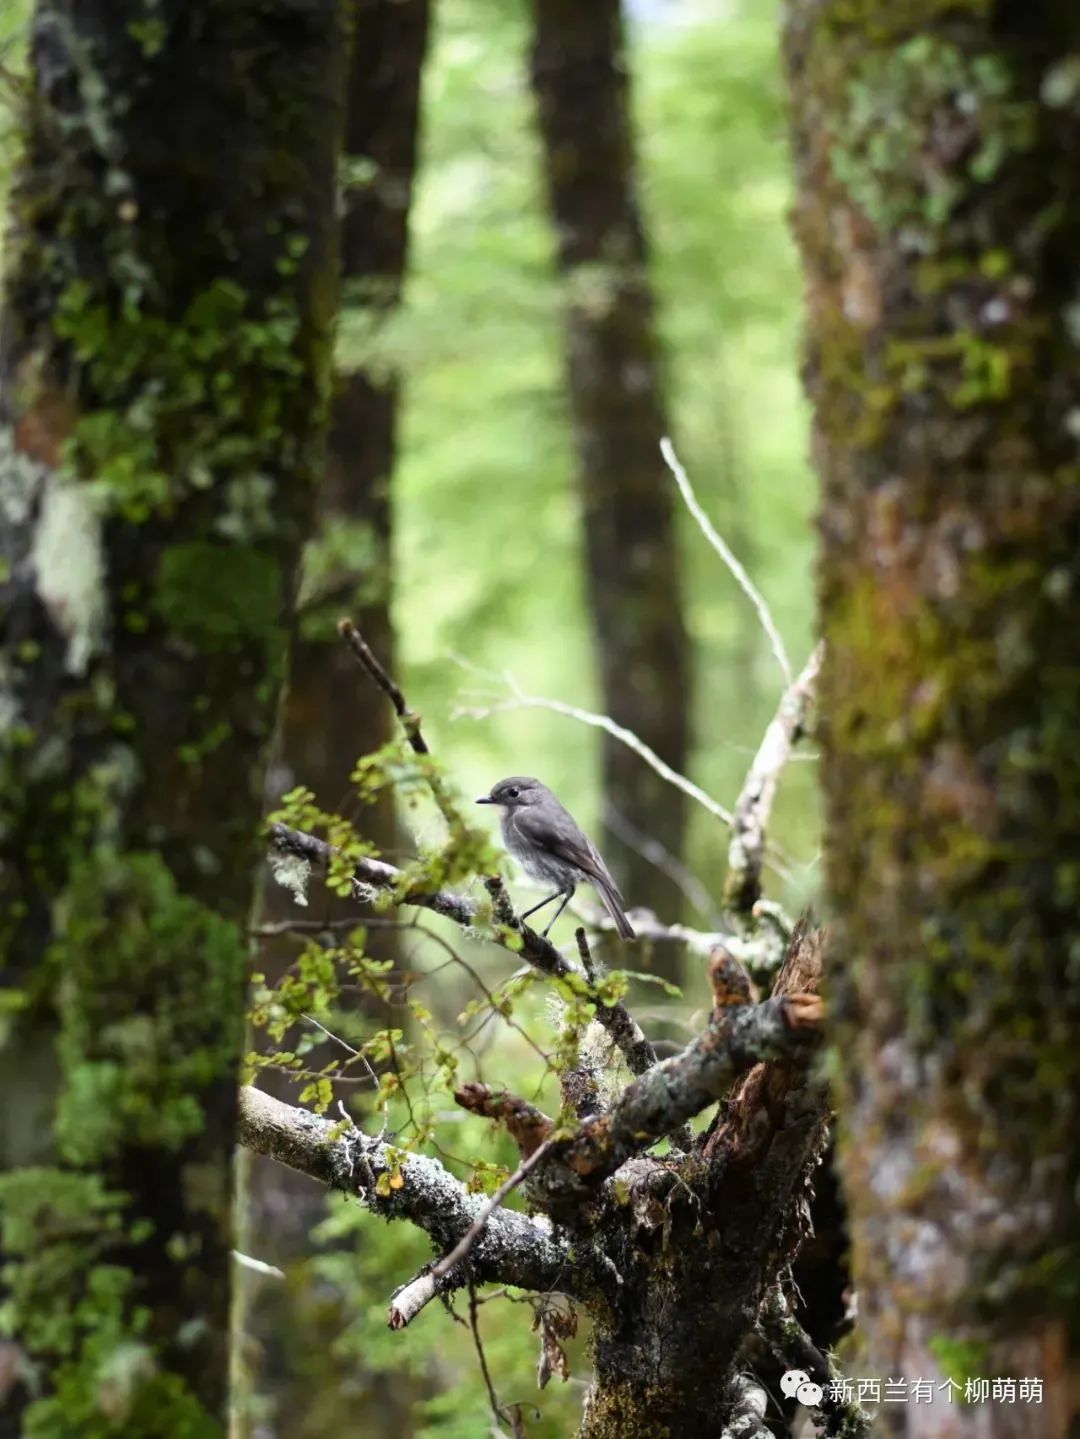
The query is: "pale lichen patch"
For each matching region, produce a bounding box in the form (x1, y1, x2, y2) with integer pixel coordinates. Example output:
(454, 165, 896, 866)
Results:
(269, 849, 311, 907)
(30, 475, 107, 675)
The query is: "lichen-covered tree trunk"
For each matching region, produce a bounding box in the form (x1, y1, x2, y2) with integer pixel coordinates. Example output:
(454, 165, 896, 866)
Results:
(784, 2, 1080, 1430)
(0, 3, 346, 1431)
(529, 0, 692, 952)
(243, 3, 430, 1433)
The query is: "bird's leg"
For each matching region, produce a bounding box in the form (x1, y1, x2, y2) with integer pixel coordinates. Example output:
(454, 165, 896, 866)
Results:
(519, 890, 564, 926)
(540, 887, 575, 939)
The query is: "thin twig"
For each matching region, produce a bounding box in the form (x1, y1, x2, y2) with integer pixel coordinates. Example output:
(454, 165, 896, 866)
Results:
(431, 1138, 556, 1282)
(338, 617, 429, 754)
(337, 618, 459, 825)
(660, 436, 792, 685)
(468, 1274, 510, 1436)
(574, 927, 597, 985)
(454, 692, 735, 830)
(232, 1250, 285, 1280)
(302, 1012, 380, 1088)
(606, 802, 721, 922)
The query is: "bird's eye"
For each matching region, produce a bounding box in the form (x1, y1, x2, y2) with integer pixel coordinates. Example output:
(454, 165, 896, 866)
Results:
(507, 787, 519, 799)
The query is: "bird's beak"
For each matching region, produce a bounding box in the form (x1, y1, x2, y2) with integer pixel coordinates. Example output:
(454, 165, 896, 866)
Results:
(475, 796, 493, 805)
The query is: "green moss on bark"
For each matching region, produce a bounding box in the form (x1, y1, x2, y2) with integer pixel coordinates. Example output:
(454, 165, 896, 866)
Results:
(785, 0, 1080, 1402)
(0, 1, 348, 1428)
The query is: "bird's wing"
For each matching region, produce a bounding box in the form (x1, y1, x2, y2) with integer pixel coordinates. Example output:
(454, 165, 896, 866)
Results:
(514, 804, 625, 900)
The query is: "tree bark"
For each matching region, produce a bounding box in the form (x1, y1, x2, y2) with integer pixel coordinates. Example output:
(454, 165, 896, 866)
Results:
(243, 4, 429, 1434)
(785, 2, 1080, 1432)
(529, 0, 692, 953)
(0, 2, 346, 1431)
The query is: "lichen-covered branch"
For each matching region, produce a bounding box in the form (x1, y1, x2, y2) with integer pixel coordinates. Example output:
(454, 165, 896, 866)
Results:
(237, 1087, 573, 1306)
(540, 985, 823, 1198)
(760, 1287, 870, 1439)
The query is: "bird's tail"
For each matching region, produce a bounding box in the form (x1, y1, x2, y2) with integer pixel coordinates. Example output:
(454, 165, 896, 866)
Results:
(593, 875, 635, 941)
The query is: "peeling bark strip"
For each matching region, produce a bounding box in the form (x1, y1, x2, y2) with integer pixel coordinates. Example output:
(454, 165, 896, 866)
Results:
(529, 0, 691, 949)
(784, 0, 1080, 1430)
(0, 2, 347, 1428)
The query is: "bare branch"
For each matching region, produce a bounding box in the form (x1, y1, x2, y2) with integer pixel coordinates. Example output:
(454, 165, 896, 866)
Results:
(725, 644, 823, 917)
(454, 686, 798, 887)
(605, 802, 721, 922)
(302, 1012, 380, 1088)
(237, 1086, 572, 1301)
(388, 1266, 447, 1331)
(589, 910, 792, 990)
(431, 1139, 557, 1283)
(338, 617, 460, 824)
(232, 1251, 285, 1280)
(268, 821, 657, 1077)
(338, 617, 430, 755)
(660, 436, 792, 685)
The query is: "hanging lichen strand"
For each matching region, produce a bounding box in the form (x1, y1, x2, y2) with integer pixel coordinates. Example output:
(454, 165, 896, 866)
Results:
(0, 3, 347, 1432)
(784, 0, 1080, 1419)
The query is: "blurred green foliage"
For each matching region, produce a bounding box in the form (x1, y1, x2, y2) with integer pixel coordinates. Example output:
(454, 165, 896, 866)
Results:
(314, 0, 817, 1431)
(354, 0, 819, 925)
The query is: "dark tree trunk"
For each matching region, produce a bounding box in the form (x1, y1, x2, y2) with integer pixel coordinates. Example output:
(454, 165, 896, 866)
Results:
(785, 1, 1080, 1431)
(0, 2, 346, 1431)
(529, 0, 692, 955)
(241, 5, 430, 1435)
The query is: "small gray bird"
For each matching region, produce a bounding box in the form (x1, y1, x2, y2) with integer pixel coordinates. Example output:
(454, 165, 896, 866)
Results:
(476, 776, 635, 940)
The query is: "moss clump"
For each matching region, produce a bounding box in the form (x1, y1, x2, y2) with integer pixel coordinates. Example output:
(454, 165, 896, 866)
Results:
(153, 541, 283, 653)
(53, 850, 246, 1165)
(832, 36, 1036, 237)
(0, 1170, 219, 1438)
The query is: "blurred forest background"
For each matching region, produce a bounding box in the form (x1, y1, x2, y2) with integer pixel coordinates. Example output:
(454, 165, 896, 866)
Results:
(0, 0, 819, 1434)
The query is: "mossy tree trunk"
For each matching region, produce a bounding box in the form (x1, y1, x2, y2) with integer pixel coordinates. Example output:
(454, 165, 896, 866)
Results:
(0, 2, 346, 1432)
(242, 4, 430, 1434)
(784, 1, 1080, 1429)
(529, 0, 692, 959)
